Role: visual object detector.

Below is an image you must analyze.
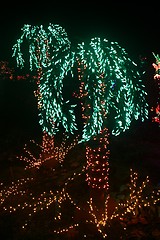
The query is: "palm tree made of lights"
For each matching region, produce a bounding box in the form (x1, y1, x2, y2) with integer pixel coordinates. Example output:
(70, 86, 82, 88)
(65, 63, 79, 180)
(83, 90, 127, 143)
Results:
(72, 36, 149, 214)
(12, 23, 149, 231)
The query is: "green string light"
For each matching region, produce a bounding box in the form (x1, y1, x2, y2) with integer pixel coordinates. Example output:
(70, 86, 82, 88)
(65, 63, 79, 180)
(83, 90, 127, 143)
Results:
(74, 37, 148, 141)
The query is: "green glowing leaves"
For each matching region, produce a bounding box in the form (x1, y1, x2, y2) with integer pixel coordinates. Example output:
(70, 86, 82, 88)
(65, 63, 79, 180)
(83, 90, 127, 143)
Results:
(12, 23, 72, 71)
(12, 24, 149, 141)
(12, 23, 77, 136)
(74, 37, 148, 140)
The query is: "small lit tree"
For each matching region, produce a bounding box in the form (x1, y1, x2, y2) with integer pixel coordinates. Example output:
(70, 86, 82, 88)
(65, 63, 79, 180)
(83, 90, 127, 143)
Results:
(152, 52, 160, 125)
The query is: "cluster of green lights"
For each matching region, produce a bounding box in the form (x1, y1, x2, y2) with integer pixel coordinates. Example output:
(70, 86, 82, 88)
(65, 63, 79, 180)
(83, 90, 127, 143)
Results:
(75, 37, 148, 141)
(12, 24, 148, 142)
(12, 24, 77, 136)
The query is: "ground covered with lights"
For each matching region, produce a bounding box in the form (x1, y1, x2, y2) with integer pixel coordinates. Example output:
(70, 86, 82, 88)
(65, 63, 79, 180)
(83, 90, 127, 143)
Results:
(0, 121, 160, 240)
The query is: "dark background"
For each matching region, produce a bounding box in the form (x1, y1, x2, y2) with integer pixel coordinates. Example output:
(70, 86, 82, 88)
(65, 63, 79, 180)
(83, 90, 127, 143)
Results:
(0, 2, 159, 63)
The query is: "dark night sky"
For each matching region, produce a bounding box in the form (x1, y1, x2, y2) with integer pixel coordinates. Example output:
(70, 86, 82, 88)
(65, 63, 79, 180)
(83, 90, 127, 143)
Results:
(0, 3, 159, 65)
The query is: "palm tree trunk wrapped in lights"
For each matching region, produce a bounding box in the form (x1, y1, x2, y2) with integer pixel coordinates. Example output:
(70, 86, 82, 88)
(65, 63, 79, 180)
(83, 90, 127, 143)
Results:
(85, 127, 111, 218)
(85, 128, 110, 190)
